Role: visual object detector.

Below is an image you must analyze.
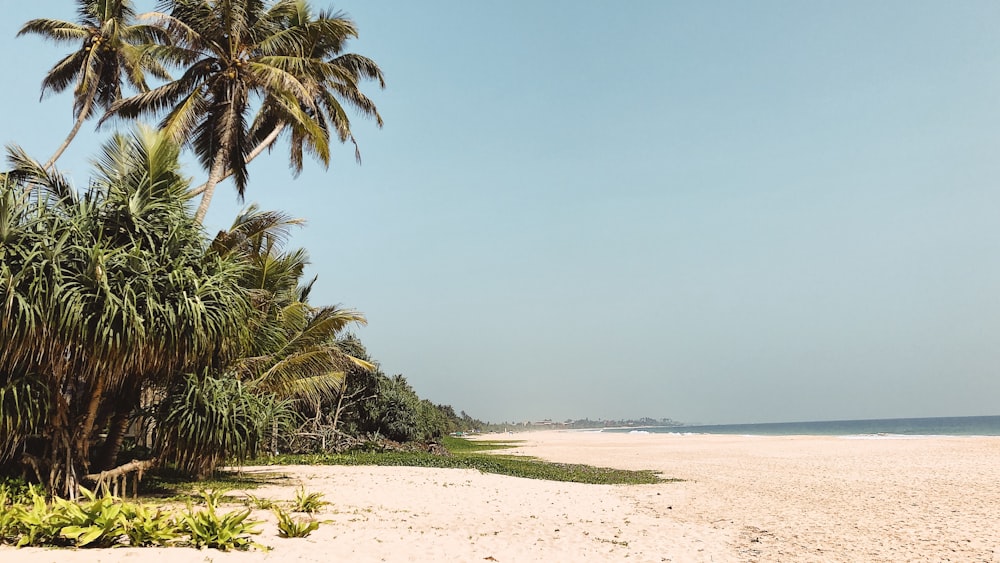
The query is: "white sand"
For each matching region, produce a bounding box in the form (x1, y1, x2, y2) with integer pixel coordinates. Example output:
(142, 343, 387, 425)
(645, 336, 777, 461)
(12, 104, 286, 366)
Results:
(5, 430, 1000, 562)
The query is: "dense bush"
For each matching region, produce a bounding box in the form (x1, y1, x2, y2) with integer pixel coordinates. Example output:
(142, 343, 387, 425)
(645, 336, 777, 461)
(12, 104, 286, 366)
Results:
(156, 375, 290, 478)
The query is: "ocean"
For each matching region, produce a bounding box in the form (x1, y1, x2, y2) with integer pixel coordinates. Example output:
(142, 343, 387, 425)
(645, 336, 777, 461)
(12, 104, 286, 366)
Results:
(605, 415, 1000, 437)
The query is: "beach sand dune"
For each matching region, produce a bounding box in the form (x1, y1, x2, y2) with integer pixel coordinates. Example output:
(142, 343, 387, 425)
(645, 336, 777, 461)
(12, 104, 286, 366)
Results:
(6, 431, 1000, 561)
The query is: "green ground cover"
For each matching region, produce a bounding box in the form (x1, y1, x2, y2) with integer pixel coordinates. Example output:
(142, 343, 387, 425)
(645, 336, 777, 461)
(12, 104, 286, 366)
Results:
(246, 436, 673, 485)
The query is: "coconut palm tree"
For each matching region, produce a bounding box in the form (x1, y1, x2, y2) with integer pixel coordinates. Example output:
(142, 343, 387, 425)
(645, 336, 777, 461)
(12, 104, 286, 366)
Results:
(108, 0, 384, 223)
(106, 0, 318, 223)
(18, 0, 170, 169)
(0, 127, 250, 494)
(247, 0, 384, 178)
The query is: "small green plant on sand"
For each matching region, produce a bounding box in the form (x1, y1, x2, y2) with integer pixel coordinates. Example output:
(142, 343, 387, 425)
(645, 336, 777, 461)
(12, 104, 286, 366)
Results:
(0, 478, 46, 506)
(57, 487, 128, 547)
(292, 486, 328, 513)
(120, 502, 182, 547)
(179, 490, 264, 551)
(14, 489, 67, 547)
(274, 507, 320, 538)
(243, 493, 274, 510)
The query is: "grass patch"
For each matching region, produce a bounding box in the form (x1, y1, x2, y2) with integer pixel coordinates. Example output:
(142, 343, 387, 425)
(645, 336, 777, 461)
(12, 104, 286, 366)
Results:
(140, 470, 288, 502)
(249, 438, 674, 485)
(439, 435, 522, 453)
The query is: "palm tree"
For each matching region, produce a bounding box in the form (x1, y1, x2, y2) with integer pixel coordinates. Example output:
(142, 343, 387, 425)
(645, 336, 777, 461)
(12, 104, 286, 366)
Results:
(108, 0, 384, 223)
(107, 0, 320, 224)
(211, 206, 371, 401)
(247, 0, 384, 178)
(0, 126, 250, 494)
(18, 0, 169, 169)
(151, 206, 369, 474)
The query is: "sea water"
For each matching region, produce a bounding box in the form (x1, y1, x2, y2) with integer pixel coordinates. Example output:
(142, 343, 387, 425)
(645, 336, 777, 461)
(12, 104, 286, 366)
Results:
(605, 415, 1000, 437)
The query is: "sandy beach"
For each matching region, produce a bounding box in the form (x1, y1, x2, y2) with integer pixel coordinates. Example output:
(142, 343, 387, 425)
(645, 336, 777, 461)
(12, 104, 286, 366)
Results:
(6, 430, 1000, 562)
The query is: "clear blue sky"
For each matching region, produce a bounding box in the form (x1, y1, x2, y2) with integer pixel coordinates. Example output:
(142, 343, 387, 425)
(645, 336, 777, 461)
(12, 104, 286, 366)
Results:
(3, 1, 999, 424)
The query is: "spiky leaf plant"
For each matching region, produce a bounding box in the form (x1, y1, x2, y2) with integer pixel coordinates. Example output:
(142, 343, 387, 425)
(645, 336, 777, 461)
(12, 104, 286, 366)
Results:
(274, 506, 319, 538)
(156, 374, 289, 478)
(0, 127, 251, 494)
(291, 486, 328, 513)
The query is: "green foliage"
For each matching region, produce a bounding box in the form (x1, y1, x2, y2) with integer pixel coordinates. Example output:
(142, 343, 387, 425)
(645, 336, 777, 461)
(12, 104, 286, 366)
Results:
(291, 486, 328, 513)
(243, 493, 274, 510)
(157, 374, 286, 478)
(0, 488, 21, 543)
(109, 0, 384, 222)
(57, 487, 128, 547)
(371, 375, 420, 442)
(13, 489, 67, 547)
(274, 507, 320, 538)
(178, 491, 263, 551)
(0, 128, 251, 492)
(0, 375, 48, 462)
(334, 351, 479, 444)
(0, 487, 268, 550)
(253, 438, 672, 486)
(196, 488, 229, 508)
(119, 502, 182, 547)
(439, 436, 522, 453)
(0, 477, 46, 506)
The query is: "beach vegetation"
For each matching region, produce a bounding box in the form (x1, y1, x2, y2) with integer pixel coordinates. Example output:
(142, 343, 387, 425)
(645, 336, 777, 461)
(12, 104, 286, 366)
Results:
(2, 0, 512, 518)
(18, 0, 170, 169)
(0, 127, 251, 495)
(156, 374, 286, 479)
(243, 492, 275, 510)
(251, 437, 671, 485)
(119, 502, 182, 547)
(178, 490, 264, 551)
(106, 0, 384, 223)
(274, 506, 320, 538)
(0, 485, 276, 549)
(291, 486, 328, 513)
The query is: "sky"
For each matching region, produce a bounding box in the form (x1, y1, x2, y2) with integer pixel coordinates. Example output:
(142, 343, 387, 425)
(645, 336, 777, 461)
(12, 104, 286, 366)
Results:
(2, 1, 999, 425)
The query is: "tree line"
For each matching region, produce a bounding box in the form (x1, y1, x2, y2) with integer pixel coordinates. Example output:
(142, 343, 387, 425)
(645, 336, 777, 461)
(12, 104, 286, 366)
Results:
(0, 0, 477, 497)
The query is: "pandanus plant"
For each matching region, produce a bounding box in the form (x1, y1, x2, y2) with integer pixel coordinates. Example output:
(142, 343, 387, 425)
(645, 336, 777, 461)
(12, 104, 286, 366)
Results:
(0, 127, 250, 495)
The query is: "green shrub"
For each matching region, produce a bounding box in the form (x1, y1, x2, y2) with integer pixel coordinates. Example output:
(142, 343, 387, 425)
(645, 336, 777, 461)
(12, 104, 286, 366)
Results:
(120, 502, 182, 547)
(57, 487, 128, 547)
(252, 438, 671, 486)
(157, 374, 284, 479)
(274, 507, 319, 538)
(243, 493, 274, 510)
(0, 489, 21, 543)
(291, 486, 328, 513)
(0, 477, 46, 506)
(179, 490, 263, 551)
(14, 489, 68, 547)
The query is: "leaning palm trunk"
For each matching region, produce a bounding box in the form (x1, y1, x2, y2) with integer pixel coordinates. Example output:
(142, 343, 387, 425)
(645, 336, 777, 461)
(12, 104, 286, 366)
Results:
(188, 124, 285, 199)
(97, 410, 133, 471)
(193, 146, 230, 224)
(43, 86, 96, 170)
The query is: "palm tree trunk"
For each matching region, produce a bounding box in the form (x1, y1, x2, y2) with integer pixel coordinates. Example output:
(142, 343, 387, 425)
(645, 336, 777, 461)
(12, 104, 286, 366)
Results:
(43, 88, 96, 171)
(188, 125, 285, 198)
(193, 149, 230, 224)
(97, 410, 132, 472)
(77, 375, 107, 473)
